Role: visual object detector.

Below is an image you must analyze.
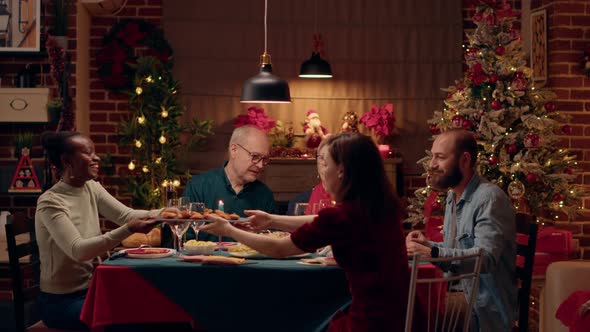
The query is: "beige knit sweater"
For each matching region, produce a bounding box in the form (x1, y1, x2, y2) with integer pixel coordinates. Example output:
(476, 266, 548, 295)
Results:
(35, 180, 152, 294)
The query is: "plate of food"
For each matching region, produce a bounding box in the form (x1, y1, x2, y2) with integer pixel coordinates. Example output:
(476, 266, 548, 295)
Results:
(227, 244, 310, 259)
(156, 210, 249, 224)
(122, 247, 175, 259)
(216, 241, 238, 250)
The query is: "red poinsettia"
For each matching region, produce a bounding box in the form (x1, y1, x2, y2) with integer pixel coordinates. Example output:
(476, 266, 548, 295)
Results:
(234, 106, 276, 133)
(359, 103, 396, 139)
(116, 21, 146, 47)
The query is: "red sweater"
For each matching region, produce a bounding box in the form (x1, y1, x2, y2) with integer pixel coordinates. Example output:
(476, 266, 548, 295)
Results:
(291, 201, 409, 331)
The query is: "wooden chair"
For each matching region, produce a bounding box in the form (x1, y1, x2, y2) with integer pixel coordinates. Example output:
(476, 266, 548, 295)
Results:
(3, 212, 66, 332)
(514, 213, 538, 332)
(405, 250, 484, 332)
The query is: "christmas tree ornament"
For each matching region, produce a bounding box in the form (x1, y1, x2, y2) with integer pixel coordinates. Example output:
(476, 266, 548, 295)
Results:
(128, 161, 136, 170)
(564, 168, 574, 175)
(452, 115, 463, 128)
(491, 100, 502, 110)
(544, 102, 556, 112)
(524, 132, 540, 148)
(507, 144, 518, 155)
(552, 193, 564, 202)
(488, 155, 498, 166)
(562, 125, 573, 135)
(429, 124, 440, 134)
(511, 76, 527, 91)
(495, 45, 505, 55)
(489, 74, 498, 84)
(526, 173, 538, 183)
(340, 111, 359, 133)
(508, 179, 525, 200)
(462, 119, 472, 129)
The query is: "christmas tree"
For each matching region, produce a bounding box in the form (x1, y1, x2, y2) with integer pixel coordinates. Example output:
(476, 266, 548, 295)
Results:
(119, 56, 213, 208)
(406, 1, 588, 226)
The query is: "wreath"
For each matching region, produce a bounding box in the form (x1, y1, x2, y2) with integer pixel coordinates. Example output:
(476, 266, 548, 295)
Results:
(96, 19, 173, 91)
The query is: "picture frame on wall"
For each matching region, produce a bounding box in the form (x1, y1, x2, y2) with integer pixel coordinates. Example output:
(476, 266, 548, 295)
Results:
(0, 0, 41, 53)
(530, 9, 547, 85)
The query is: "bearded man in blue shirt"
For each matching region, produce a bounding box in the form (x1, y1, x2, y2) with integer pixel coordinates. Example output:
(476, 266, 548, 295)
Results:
(406, 129, 517, 332)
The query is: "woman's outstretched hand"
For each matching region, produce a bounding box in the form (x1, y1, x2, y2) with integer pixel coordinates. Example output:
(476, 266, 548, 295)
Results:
(199, 213, 232, 237)
(241, 210, 272, 232)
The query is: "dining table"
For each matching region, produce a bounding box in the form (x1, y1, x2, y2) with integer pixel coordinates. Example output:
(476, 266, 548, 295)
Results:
(80, 251, 441, 332)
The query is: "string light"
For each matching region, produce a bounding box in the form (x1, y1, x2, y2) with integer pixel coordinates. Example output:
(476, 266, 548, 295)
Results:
(161, 180, 169, 187)
(134, 140, 142, 148)
(173, 179, 181, 187)
(155, 157, 162, 164)
(161, 106, 169, 118)
(159, 134, 167, 144)
(128, 160, 136, 170)
(137, 115, 146, 125)
(145, 76, 154, 83)
(135, 87, 143, 95)
(142, 165, 149, 173)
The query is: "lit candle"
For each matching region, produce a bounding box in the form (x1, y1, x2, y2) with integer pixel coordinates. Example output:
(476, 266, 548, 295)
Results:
(378, 145, 390, 159)
(218, 200, 224, 212)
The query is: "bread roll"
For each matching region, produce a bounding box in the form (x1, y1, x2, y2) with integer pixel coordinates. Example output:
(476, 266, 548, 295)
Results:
(162, 211, 177, 219)
(147, 228, 161, 246)
(122, 233, 148, 248)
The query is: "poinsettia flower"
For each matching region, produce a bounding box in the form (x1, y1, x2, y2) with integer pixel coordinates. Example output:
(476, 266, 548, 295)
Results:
(234, 106, 276, 133)
(360, 103, 396, 139)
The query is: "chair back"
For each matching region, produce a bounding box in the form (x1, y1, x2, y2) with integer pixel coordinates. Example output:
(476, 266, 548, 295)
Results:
(515, 213, 538, 332)
(4, 213, 41, 332)
(405, 250, 483, 332)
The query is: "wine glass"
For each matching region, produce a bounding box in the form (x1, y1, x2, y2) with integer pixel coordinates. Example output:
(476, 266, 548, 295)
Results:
(188, 202, 206, 241)
(319, 199, 335, 211)
(165, 198, 180, 251)
(294, 203, 309, 216)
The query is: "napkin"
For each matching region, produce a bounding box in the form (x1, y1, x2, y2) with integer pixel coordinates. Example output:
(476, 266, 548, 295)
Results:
(181, 255, 255, 265)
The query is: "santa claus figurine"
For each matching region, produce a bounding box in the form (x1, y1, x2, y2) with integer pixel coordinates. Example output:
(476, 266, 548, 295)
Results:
(303, 109, 328, 148)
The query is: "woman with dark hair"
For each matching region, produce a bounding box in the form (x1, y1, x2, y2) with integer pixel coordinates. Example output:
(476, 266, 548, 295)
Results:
(201, 132, 409, 331)
(35, 131, 167, 330)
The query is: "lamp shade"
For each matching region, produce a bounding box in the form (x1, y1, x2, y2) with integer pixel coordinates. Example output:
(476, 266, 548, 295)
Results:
(241, 61, 291, 104)
(299, 52, 333, 78)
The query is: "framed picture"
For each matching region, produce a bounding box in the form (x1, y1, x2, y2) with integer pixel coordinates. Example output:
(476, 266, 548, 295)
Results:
(0, 0, 41, 53)
(530, 9, 547, 84)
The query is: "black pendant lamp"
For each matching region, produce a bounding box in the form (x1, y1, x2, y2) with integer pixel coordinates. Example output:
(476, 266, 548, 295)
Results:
(299, 0, 332, 78)
(240, 0, 291, 104)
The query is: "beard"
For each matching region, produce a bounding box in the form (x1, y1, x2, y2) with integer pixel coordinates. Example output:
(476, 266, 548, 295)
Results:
(308, 117, 321, 129)
(429, 159, 463, 190)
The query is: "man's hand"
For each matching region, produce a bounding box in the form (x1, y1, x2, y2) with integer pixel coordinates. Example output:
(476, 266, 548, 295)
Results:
(127, 218, 160, 234)
(406, 240, 432, 258)
(406, 230, 426, 244)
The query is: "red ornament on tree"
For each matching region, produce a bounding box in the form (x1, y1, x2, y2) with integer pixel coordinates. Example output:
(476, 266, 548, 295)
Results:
(564, 168, 574, 175)
(495, 46, 505, 56)
(429, 124, 440, 134)
(489, 74, 498, 84)
(507, 144, 518, 155)
(526, 173, 538, 183)
(552, 193, 563, 202)
(488, 155, 498, 166)
(452, 115, 463, 128)
(562, 125, 573, 135)
(545, 102, 556, 112)
(524, 132, 540, 148)
(462, 119, 472, 129)
(491, 100, 502, 110)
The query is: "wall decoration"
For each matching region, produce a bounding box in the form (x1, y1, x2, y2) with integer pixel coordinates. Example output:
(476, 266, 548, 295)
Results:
(530, 9, 547, 85)
(0, 0, 40, 52)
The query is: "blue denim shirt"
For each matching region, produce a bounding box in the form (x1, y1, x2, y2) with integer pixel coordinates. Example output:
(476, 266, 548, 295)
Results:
(430, 174, 517, 332)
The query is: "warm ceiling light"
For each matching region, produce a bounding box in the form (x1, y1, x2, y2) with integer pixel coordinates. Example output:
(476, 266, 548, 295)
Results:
(299, 0, 332, 78)
(240, 0, 291, 103)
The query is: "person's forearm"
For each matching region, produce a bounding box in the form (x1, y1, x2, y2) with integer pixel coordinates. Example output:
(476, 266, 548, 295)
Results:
(269, 214, 315, 232)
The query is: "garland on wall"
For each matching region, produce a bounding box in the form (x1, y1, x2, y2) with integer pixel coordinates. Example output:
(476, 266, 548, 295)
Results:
(96, 19, 173, 91)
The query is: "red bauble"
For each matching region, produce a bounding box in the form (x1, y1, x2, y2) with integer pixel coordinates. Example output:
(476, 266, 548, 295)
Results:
(564, 168, 574, 175)
(462, 119, 472, 129)
(562, 125, 573, 135)
(552, 193, 563, 202)
(452, 115, 463, 128)
(524, 132, 540, 148)
(526, 173, 538, 183)
(431, 201, 441, 211)
(491, 100, 502, 110)
(515, 72, 524, 79)
(495, 46, 505, 56)
(488, 156, 498, 166)
(489, 74, 498, 84)
(507, 144, 518, 155)
(545, 102, 556, 112)
(429, 124, 440, 134)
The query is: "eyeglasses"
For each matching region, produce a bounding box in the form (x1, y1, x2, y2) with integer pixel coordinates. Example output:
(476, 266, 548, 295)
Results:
(235, 143, 271, 166)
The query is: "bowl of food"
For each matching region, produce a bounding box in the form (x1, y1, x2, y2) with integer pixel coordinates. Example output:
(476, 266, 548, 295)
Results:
(184, 240, 216, 255)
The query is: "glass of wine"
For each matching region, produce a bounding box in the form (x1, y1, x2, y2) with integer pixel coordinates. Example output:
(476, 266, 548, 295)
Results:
(188, 202, 206, 241)
(294, 203, 309, 216)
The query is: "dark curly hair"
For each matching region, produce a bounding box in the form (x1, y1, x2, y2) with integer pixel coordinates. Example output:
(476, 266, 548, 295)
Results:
(40, 131, 81, 175)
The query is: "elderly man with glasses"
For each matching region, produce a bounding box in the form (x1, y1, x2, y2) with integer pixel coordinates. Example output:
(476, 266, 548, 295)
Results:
(179, 125, 277, 243)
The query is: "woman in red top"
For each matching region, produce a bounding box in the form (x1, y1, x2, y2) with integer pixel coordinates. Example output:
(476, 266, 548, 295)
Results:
(202, 132, 409, 331)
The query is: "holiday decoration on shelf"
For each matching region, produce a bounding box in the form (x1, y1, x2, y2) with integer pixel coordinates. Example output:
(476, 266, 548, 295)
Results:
(340, 111, 359, 133)
(96, 19, 173, 91)
(9, 148, 41, 193)
(46, 34, 74, 131)
(303, 110, 329, 148)
(118, 56, 213, 208)
(234, 106, 276, 133)
(268, 120, 295, 149)
(359, 103, 396, 144)
(406, 1, 588, 226)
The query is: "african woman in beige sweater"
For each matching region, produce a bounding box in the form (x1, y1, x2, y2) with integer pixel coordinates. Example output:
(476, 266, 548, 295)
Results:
(35, 131, 167, 330)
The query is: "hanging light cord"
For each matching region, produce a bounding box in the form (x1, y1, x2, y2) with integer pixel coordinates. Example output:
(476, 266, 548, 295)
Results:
(264, 0, 268, 54)
(314, 0, 318, 35)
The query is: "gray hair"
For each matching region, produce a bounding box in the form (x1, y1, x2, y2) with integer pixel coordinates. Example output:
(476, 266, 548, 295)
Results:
(229, 125, 265, 146)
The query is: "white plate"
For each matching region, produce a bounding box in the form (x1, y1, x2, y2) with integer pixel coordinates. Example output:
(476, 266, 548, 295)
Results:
(227, 251, 311, 259)
(122, 248, 176, 259)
